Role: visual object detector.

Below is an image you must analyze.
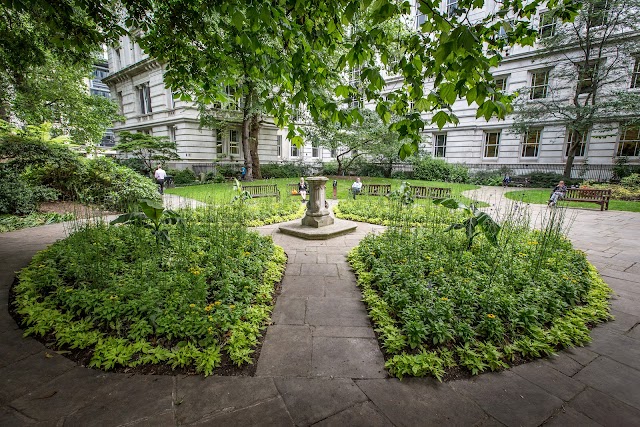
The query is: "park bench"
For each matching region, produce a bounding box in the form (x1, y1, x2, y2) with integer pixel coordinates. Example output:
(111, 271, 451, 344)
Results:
(164, 175, 175, 188)
(361, 184, 391, 196)
(287, 183, 301, 196)
(562, 188, 611, 211)
(242, 184, 280, 199)
(413, 186, 451, 199)
(508, 177, 530, 187)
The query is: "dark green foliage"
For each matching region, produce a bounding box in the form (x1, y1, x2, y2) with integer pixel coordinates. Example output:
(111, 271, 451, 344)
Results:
(613, 157, 640, 180)
(470, 170, 504, 186)
(412, 156, 469, 183)
(111, 199, 181, 245)
(260, 163, 305, 179)
(0, 168, 58, 215)
(391, 171, 412, 180)
(524, 172, 581, 188)
(433, 198, 501, 249)
(170, 168, 197, 185)
(321, 162, 339, 176)
(356, 162, 387, 178)
(116, 158, 148, 175)
(0, 212, 74, 232)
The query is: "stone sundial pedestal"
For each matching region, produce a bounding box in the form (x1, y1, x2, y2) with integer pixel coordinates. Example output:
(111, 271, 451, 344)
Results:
(278, 176, 357, 240)
(301, 177, 334, 228)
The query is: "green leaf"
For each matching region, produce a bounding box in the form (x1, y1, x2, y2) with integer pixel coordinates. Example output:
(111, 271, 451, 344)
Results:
(335, 85, 350, 98)
(432, 111, 450, 129)
(440, 83, 457, 105)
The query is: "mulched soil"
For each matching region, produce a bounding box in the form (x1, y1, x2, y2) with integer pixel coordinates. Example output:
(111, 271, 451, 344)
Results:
(38, 201, 118, 217)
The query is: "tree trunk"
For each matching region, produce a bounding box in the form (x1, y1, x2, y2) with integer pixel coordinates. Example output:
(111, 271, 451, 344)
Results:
(241, 93, 254, 181)
(249, 114, 261, 179)
(563, 130, 580, 179)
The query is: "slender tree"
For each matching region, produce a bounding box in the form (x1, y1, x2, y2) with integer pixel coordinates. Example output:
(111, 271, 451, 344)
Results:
(511, 0, 640, 178)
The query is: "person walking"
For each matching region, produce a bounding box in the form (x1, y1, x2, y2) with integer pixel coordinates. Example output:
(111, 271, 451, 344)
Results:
(351, 177, 363, 199)
(154, 164, 167, 195)
(298, 177, 308, 203)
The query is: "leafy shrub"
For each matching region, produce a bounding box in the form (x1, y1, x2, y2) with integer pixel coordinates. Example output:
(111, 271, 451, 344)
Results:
(620, 173, 640, 189)
(171, 168, 197, 185)
(391, 171, 412, 180)
(0, 168, 58, 215)
(13, 207, 287, 375)
(356, 162, 386, 178)
(524, 172, 581, 188)
(321, 162, 339, 176)
(470, 170, 503, 186)
(612, 157, 640, 180)
(115, 158, 148, 175)
(76, 157, 159, 211)
(260, 162, 305, 178)
(412, 156, 469, 183)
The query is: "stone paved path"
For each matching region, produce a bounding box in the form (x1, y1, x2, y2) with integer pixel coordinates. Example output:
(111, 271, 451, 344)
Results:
(1, 190, 639, 426)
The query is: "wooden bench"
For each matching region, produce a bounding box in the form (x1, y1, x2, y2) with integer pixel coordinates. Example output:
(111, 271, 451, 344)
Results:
(242, 184, 280, 199)
(508, 177, 530, 187)
(287, 183, 301, 196)
(361, 184, 391, 196)
(562, 188, 611, 211)
(413, 186, 451, 199)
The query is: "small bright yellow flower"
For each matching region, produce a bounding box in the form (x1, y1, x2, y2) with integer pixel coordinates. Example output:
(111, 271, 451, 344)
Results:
(487, 313, 496, 319)
(229, 304, 235, 309)
(441, 297, 449, 301)
(204, 305, 212, 312)
(214, 301, 221, 306)
(189, 303, 196, 308)
(208, 316, 213, 321)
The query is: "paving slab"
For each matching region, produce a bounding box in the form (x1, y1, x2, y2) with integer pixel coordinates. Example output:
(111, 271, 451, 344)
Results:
(628, 324, 640, 341)
(311, 337, 386, 379)
(569, 387, 640, 426)
(274, 377, 368, 426)
(542, 407, 602, 427)
(311, 326, 376, 339)
(271, 296, 307, 325)
(0, 351, 75, 404)
(0, 329, 43, 368)
(564, 345, 600, 366)
(450, 370, 563, 427)
(256, 325, 312, 377)
(512, 360, 585, 401)
(313, 401, 393, 427)
(301, 264, 339, 277)
(573, 356, 640, 411)
(305, 297, 371, 327)
(175, 376, 279, 425)
(127, 410, 176, 427)
(542, 352, 585, 377)
(585, 328, 640, 370)
(62, 374, 174, 426)
(280, 278, 325, 298)
(357, 378, 486, 426)
(196, 396, 294, 426)
(606, 309, 640, 333)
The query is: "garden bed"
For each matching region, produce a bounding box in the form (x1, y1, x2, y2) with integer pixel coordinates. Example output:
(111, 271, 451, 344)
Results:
(11, 207, 287, 376)
(348, 216, 611, 380)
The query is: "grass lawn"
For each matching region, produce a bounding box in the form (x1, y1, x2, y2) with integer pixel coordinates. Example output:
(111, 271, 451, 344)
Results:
(504, 189, 640, 212)
(166, 177, 482, 204)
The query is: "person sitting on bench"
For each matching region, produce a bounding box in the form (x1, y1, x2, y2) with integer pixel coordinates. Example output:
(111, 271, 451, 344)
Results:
(351, 177, 362, 199)
(548, 180, 568, 207)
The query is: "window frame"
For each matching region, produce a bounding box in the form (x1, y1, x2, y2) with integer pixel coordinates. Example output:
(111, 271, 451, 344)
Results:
(215, 129, 224, 156)
(483, 131, 501, 158)
(565, 130, 588, 158)
(631, 57, 640, 89)
(530, 70, 550, 99)
(137, 83, 152, 115)
(312, 140, 320, 158)
(290, 142, 300, 157)
(587, 0, 609, 27)
(577, 61, 598, 95)
(521, 128, 542, 158)
(433, 133, 447, 158)
(539, 11, 557, 38)
(276, 135, 282, 157)
(446, 0, 458, 17)
(617, 125, 640, 157)
(493, 76, 508, 100)
(229, 129, 240, 156)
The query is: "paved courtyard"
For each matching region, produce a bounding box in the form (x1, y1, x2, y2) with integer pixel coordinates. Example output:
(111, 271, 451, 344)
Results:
(1, 189, 639, 426)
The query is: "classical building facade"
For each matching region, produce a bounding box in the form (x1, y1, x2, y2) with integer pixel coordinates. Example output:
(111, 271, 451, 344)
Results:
(102, 39, 333, 171)
(390, 1, 640, 178)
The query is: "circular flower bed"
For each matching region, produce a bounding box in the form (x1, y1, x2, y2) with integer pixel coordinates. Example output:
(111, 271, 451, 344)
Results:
(12, 215, 286, 376)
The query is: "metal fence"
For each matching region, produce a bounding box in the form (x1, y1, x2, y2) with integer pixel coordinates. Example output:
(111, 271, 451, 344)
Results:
(463, 163, 615, 182)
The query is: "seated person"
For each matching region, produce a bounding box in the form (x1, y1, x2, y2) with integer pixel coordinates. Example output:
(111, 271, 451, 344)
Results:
(351, 177, 362, 199)
(298, 177, 308, 202)
(548, 180, 568, 206)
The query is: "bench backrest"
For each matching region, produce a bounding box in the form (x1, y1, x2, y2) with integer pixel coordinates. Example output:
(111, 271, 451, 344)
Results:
(413, 186, 451, 199)
(362, 184, 391, 196)
(242, 184, 280, 198)
(565, 188, 611, 201)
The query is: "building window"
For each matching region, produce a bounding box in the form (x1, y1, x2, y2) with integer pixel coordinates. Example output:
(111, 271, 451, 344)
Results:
(116, 91, 124, 115)
(416, 13, 427, 29)
(214, 129, 224, 156)
(618, 125, 640, 157)
(229, 129, 240, 155)
(277, 135, 282, 157)
(484, 131, 501, 158)
(290, 142, 300, 157)
(521, 128, 542, 157)
(631, 58, 640, 89)
(434, 133, 447, 158)
(565, 130, 587, 157)
(167, 90, 175, 109)
(312, 140, 320, 158)
(539, 11, 557, 38)
(493, 76, 508, 100)
(588, 0, 609, 27)
(137, 83, 152, 114)
(577, 62, 598, 95)
(330, 148, 337, 157)
(530, 70, 549, 99)
(168, 125, 176, 143)
(446, 0, 458, 17)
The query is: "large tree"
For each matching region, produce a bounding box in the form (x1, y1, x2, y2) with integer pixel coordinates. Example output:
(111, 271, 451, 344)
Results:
(511, 0, 640, 178)
(4, 0, 580, 158)
(114, 131, 180, 176)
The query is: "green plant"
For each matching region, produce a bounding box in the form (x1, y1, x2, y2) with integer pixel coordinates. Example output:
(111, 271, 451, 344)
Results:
(111, 199, 182, 244)
(412, 156, 470, 183)
(433, 198, 500, 249)
(388, 181, 415, 207)
(171, 168, 197, 185)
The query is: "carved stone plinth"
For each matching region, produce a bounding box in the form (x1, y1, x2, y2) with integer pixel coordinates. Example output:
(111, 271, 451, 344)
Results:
(301, 177, 334, 228)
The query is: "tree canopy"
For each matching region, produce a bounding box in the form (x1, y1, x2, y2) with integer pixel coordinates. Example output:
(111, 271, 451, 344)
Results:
(114, 131, 180, 176)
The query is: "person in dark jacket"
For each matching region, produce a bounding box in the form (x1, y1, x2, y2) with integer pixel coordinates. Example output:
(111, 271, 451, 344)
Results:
(298, 177, 308, 202)
(548, 180, 567, 206)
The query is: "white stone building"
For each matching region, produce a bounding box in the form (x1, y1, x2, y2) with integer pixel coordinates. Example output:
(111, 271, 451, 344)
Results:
(381, 0, 640, 178)
(102, 39, 334, 172)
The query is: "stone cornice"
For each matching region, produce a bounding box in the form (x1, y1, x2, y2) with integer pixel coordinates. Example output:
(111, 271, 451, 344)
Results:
(103, 58, 162, 84)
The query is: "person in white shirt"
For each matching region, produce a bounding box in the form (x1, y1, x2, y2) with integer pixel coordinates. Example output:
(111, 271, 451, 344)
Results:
(154, 165, 167, 195)
(351, 177, 362, 199)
